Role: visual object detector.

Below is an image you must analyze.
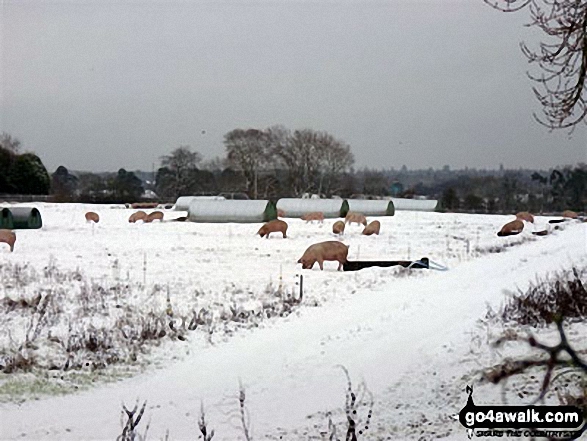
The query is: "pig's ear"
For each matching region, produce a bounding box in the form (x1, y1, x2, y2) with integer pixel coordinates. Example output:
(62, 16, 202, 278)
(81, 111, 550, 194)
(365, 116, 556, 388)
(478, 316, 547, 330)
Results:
(297, 258, 302, 263)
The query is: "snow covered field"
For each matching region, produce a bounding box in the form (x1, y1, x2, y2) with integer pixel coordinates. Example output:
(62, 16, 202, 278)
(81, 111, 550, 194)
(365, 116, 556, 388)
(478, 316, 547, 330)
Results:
(0, 203, 560, 307)
(0, 203, 585, 440)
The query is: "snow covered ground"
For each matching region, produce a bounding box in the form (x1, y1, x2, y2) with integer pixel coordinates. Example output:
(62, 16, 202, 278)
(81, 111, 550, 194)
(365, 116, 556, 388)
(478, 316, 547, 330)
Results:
(0, 203, 585, 440)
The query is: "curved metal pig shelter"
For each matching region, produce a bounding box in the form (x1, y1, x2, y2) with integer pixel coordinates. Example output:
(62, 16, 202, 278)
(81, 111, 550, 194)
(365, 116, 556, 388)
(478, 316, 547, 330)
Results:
(188, 200, 277, 223)
(390, 198, 438, 211)
(347, 199, 395, 216)
(9, 207, 42, 229)
(276, 199, 349, 218)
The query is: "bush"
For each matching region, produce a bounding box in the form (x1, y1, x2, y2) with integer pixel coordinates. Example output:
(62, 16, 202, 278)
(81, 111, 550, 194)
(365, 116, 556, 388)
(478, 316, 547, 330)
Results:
(488, 267, 587, 326)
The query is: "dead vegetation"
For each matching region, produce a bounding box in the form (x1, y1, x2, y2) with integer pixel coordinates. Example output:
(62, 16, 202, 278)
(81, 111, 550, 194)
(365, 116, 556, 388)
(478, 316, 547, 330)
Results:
(328, 365, 374, 441)
(487, 267, 587, 326)
(0, 259, 303, 386)
(112, 366, 371, 440)
(483, 267, 587, 439)
(483, 320, 587, 439)
(117, 400, 150, 441)
(473, 235, 537, 256)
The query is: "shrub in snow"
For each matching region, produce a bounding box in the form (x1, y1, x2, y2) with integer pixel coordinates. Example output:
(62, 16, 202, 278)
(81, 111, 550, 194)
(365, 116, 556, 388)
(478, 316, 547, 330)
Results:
(489, 267, 587, 326)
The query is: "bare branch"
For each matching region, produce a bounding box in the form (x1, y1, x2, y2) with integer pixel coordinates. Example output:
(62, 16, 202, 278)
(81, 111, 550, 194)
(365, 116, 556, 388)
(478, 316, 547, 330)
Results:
(487, 0, 587, 129)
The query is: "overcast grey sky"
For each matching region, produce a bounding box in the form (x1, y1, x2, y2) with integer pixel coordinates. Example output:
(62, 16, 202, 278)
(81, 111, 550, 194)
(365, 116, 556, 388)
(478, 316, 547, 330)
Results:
(1, 0, 585, 173)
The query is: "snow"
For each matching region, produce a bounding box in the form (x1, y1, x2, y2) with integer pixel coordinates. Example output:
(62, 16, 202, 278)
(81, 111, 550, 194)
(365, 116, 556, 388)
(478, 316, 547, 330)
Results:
(0, 203, 585, 440)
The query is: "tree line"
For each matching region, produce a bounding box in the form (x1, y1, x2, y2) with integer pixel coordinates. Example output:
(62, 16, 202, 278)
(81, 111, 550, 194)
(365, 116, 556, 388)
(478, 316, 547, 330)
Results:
(1, 131, 145, 202)
(436, 166, 586, 214)
(1, 129, 584, 213)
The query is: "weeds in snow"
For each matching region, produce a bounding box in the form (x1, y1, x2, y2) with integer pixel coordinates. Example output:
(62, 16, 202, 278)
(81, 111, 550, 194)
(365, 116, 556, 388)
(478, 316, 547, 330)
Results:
(114, 367, 372, 440)
(331, 365, 374, 441)
(487, 266, 587, 326)
(239, 380, 253, 441)
(198, 401, 215, 440)
(117, 400, 150, 441)
(0, 259, 304, 397)
(473, 235, 536, 256)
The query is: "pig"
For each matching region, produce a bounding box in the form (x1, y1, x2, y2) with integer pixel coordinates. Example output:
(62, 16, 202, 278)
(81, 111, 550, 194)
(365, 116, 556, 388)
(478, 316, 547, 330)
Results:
(301, 212, 325, 223)
(345, 211, 367, 226)
(128, 211, 147, 223)
(257, 219, 288, 238)
(515, 211, 534, 223)
(297, 241, 349, 271)
(85, 212, 100, 223)
(145, 211, 164, 223)
(562, 210, 578, 219)
(332, 220, 345, 235)
(0, 229, 16, 252)
(277, 209, 286, 218)
(362, 220, 381, 236)
(497, 219, 524, 237)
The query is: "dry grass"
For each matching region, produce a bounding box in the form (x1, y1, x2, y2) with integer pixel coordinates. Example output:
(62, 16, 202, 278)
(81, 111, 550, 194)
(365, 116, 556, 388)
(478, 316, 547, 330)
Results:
(487, 267, 587, 326)
(0, 259, 304, 395)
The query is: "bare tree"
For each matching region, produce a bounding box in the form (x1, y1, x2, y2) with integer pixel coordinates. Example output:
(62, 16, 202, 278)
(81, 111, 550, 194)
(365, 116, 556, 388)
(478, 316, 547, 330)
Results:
(274, 129, 354, 197)
(316, 134, 354, 196)
(224, 129, 273, 199)
(485, 0, 587, 129)
(274, 129, 320, 196)
(158, 146, 202, 197)
(200, 156, 228, 172)
(266, 125, 291, 151)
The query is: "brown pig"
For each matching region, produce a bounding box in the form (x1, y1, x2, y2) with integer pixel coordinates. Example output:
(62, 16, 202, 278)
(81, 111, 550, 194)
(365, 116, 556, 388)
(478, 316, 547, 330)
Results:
(128, 211, 147, 223)
(85, 212, 100, 223)
(562, 210, 578, 219)
(297, 241, 349, 271)
(362, 220, 381, 236)
(257, 219, 288, 238)
(332, 220, 345, 235)
(0, 229, 16, 252)
(301, 212, 325, 223)
(145, 211, 164, 223)
(345, 211, 367, 226)
(515, 212, 534, 223)
(497, 219, 524, 237)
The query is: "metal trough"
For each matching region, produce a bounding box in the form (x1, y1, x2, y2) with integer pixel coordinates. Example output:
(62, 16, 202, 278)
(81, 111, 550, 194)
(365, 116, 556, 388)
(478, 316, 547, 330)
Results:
(343, 257, 429, 272)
